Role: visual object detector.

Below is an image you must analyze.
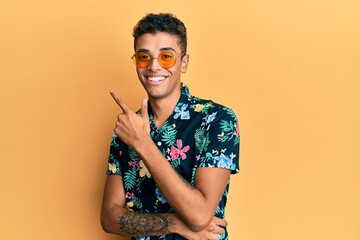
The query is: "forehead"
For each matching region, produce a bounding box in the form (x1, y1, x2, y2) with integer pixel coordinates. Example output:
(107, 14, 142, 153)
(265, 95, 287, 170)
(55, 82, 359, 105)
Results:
(135, 32, 181, 52)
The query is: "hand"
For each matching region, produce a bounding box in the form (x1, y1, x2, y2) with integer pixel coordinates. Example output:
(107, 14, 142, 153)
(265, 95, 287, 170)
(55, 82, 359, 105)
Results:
(175, 215, 227, 240)
(110, 90, 150, 148)
(205, 216, 227, 239)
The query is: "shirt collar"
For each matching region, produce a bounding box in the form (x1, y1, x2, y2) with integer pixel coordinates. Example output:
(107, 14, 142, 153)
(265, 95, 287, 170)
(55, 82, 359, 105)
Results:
(148, 82, 192, 133)
(178, 82, 192, 105)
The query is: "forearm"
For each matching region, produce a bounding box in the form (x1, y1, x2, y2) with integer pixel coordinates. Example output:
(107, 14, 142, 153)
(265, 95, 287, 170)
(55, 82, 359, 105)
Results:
(101, 205, 227, 240)
(101, 205, 177, 237)
(134, 137, 215, 230)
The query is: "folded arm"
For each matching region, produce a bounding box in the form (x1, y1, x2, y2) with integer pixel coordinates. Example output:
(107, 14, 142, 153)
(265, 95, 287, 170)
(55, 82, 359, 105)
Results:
(135, 139, 231, 231)
(100, 175, 227, 239)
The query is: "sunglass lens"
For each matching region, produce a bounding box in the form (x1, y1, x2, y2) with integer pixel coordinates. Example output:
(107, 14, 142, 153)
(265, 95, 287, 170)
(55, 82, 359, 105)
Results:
(159, 50, 176, 68)
(135, 52, 150, 68)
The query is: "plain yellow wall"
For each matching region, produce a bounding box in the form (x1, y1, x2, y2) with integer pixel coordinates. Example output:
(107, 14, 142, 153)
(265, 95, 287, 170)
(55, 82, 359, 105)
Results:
(1, 1, 359, 239)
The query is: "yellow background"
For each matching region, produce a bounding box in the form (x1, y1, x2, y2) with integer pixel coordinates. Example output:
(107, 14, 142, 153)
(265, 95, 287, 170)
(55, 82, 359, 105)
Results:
(1, 1, 359, 239)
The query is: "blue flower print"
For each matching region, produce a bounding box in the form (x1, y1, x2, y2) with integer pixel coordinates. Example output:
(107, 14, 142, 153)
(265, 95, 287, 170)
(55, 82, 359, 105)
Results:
(216, 153, 233, 169)
(155, 187, 167, 204)
(202, 112, 217, 125)
(135, 237, 150, 240)
(174, 104, 190, 120)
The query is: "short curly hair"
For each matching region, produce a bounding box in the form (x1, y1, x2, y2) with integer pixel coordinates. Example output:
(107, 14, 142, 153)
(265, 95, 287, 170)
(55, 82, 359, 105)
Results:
(132, 13, 187, 54)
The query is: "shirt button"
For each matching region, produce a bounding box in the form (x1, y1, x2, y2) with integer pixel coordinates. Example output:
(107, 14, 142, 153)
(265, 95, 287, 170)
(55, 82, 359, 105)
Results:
(157, 142, 162, 146)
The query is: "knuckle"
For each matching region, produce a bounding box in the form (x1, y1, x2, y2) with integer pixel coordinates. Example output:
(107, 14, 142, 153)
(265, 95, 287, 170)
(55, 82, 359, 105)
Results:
(208, 224, 215, 232)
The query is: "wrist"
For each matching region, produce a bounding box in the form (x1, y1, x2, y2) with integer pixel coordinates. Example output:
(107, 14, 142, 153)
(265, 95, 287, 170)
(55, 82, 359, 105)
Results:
(133, 134, 155, 154)
(165, 213, 180, 235)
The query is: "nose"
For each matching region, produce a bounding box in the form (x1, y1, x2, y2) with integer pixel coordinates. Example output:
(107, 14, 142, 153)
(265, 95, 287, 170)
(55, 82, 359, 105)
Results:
(147, 57, 162, 72)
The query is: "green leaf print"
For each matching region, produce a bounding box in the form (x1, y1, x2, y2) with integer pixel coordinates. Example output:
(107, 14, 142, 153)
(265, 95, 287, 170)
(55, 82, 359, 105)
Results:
(110, 136, 120, 148)
(108, 153, 117, 163)
(223, 188, 228, 197)
(161, 148, 167, 157)
(215, 205, 223, 215)
(219, 120, 234, 132)
(195, 127, 205, 150)
(161, 123, 177, 147)
(124, 169, 137, 190)
(132, 196, 143, 209)
(234, 136, 240, 145)
(195, 127, 210, 154)
(136, 177, 145, 193)
(218, 120, 238, 143)
(191, 167, 197, 184)
(224, 107, 237, 119)
(170, 159, 181, 168)
(128, 147, 140, 160)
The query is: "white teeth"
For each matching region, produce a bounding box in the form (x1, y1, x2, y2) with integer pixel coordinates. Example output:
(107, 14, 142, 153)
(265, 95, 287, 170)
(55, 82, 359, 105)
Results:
(148, 76, 165, 82)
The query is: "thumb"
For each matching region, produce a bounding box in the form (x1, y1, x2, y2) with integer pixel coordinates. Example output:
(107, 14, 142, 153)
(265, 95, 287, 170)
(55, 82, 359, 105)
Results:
(141, 99, 150, 134)
(141, 99, 149, 120)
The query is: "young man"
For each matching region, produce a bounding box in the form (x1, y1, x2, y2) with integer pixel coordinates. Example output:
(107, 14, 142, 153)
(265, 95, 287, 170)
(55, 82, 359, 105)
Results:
(101, 13, 240, 240)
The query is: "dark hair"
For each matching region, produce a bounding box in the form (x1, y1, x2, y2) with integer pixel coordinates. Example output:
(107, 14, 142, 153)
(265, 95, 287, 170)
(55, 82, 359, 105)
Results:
(132, 13, 187, 54)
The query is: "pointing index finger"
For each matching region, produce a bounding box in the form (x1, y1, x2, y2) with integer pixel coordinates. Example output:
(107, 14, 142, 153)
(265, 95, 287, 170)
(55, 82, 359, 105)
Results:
(110, 90, 130, 113)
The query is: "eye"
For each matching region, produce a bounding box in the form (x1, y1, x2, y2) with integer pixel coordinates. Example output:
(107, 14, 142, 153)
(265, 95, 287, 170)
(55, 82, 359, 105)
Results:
(160, 51, 175, 61)
(136, 52, 150, 61)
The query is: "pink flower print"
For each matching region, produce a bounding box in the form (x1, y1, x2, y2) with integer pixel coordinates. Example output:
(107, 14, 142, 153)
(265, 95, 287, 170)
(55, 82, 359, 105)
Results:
(126, 192, 134, 199)
(235, 123, 240, 137)
(128, 160, 140, 169)
(170, 139, 190, 160)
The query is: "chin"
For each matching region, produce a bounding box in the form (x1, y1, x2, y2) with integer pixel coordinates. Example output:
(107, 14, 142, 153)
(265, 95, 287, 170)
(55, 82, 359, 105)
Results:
(146, 91, 165, 100)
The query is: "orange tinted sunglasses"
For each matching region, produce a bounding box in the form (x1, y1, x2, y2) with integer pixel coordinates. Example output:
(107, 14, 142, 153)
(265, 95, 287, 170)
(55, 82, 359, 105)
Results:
(131, 50, 185, 69)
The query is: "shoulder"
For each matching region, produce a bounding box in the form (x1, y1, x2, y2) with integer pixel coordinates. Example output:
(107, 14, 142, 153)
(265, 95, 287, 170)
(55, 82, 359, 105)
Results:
(189, 95, 238, 123)
(179, 84, 238, 122)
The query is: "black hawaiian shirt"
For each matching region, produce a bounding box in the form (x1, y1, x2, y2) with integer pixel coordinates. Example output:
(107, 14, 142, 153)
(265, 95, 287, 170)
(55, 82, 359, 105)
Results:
(106, 83, 240, 240)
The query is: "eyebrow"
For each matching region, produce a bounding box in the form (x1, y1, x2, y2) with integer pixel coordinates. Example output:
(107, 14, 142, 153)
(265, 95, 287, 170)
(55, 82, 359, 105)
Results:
(136, 47, 177, 53)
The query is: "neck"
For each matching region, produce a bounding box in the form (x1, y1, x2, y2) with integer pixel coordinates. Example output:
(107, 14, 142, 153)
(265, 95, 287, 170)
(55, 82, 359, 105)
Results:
(149, 91, 181, 129)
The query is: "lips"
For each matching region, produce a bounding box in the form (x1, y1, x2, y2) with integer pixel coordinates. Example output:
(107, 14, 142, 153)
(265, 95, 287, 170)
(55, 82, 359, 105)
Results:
(146, 75, 167, 85)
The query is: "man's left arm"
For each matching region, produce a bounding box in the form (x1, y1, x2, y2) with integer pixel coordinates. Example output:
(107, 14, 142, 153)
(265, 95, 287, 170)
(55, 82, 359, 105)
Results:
(134, 135, 231, 232)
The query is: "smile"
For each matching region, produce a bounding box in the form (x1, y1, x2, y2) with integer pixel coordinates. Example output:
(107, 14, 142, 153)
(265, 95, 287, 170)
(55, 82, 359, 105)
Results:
(146, 76, 167, 84)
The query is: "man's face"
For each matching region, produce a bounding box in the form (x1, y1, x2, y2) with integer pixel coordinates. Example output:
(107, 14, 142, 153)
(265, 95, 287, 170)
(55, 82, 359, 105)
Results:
(134, 32, 189, 101)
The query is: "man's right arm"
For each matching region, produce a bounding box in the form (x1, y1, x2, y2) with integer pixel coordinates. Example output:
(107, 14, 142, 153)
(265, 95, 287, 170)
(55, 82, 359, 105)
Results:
(101, 175, 175, 236)
(100, 175, 226, 239)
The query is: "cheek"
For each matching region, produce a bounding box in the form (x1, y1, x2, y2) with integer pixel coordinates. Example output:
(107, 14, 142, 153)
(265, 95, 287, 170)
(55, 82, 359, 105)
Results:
(168, 64, 182, 76)
(136, 68, 144, 78)
(165, 69, 173, 75)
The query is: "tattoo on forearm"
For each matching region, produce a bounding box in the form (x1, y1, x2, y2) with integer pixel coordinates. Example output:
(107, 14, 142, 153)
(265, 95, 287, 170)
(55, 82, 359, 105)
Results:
(119, 212, 174, 236)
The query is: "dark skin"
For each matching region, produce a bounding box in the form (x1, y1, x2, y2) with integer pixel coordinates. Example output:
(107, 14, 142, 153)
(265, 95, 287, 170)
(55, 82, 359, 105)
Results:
(101, 32, 231, 239)
(101, 92, 228, 239)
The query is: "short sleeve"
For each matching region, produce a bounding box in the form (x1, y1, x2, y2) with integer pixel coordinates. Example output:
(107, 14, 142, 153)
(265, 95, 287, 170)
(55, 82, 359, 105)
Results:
(106, 134, 122, 175)
(197, 107, 240, 174)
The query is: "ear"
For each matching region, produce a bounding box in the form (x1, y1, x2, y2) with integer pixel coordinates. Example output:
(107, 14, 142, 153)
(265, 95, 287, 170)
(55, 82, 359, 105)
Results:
(180, 54, 189, 73)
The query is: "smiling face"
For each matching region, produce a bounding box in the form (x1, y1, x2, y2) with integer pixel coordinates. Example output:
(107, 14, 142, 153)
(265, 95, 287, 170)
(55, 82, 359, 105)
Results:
(134, 32, 189, 102)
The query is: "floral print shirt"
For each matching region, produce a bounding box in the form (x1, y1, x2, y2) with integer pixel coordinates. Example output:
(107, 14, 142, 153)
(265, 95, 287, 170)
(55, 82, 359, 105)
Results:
(106, 84, 240, 240)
